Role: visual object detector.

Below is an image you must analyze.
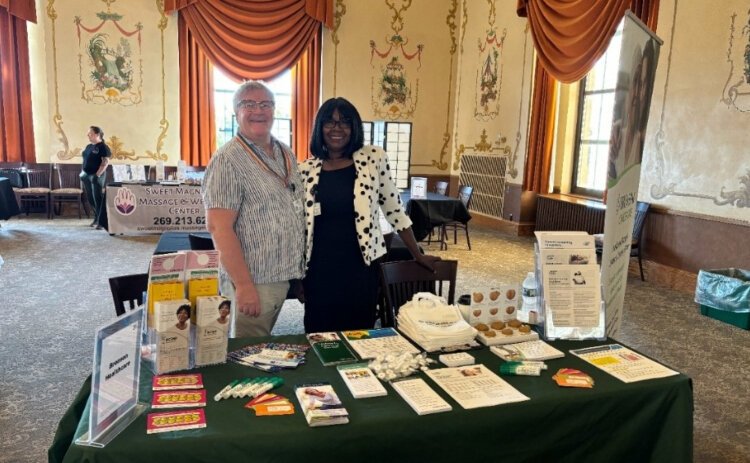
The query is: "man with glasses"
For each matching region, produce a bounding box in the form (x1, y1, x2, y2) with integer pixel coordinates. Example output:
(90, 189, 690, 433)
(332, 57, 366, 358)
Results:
(202, 80, 305, 338)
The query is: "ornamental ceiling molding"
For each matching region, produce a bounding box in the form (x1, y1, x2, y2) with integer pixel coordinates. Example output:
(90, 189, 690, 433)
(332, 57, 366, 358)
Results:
(47, 0, 170, 162)
(370, 0, 424, 120)
(650, 0, 749, 212)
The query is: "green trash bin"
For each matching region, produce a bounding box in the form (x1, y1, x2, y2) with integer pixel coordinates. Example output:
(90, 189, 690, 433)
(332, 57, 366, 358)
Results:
(695, 268, 750, 330)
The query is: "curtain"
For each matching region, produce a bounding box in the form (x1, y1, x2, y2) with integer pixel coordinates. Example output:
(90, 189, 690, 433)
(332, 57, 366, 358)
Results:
(518, 0, 660, 193)
(0, 2, 35, 163)
(178, 14, 216, 167)
(166, 0, 332, 165)
(291, 28, 321, 161)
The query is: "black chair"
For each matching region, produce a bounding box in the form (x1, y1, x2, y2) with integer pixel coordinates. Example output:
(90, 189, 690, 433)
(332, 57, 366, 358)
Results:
(109, 273, 149, 316)
(188, 233, 215, 250)
(50, 164, 87, 219)
(379, 259, 458, 327)
(595, 201, 650, 281)
(440, 185, 473, 250)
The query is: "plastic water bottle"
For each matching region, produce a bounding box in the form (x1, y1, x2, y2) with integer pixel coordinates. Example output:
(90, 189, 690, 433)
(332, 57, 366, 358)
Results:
(522, 272, 538, 312)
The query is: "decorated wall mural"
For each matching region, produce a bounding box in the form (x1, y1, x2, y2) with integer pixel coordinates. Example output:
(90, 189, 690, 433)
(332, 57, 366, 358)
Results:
(474, 0, 506, 121)
(370, 0, 424, 120)
(428, 0, 458, 171)
(33, 0, 179, 164)
(643, 0, 750, 221)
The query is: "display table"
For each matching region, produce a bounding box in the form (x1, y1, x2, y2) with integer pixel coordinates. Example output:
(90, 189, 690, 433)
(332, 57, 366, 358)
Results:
(104, 183, 206, 235)
(401, 192, 471, 241)
(50, 336, 692, 463)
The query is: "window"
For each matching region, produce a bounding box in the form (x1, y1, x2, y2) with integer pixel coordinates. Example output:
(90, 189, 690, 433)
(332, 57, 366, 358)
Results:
(362, 120, 410, 188)
(571, 26, 623, 197)
(213, 68, 293, 147)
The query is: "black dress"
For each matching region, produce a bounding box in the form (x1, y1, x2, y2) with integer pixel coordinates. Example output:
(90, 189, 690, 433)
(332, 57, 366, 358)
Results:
(303, 164, 380, 332)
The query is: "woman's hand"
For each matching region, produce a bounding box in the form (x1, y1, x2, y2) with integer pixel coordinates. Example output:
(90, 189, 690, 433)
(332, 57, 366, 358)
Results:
(415, 254, 441, 272)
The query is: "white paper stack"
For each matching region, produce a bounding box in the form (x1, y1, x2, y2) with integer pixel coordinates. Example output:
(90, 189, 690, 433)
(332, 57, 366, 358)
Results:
(397, 293, 477, 352)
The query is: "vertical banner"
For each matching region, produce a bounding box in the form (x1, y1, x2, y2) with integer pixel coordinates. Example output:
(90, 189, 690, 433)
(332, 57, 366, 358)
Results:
(602, 13, 662, 336)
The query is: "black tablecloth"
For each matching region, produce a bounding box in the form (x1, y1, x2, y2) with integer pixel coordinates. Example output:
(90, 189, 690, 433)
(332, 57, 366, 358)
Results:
(401, 191, 472, 241)
(49, 336, 693, 463)
(0, 178, 20, 220)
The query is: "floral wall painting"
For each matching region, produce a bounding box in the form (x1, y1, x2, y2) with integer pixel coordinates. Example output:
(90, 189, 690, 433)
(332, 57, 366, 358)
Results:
(75, 10, 143, 106)
(370, 0, 424, 120)
(721, 11, 750, 112)
(474, 0, 505, 121)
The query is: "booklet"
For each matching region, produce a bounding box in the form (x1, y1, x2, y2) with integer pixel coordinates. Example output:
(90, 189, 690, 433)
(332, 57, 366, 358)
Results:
(152, 373, 204, 391)
(490, 340, 565, 362)
(227, 343, 309, 372)
(294, 382, 349, 427)
(425, 364, 529, 409)
(337, 363, 388, 399)
(570, 344, 678, 383)
(341, 328, 420, 359)
(391, 378, 452, 415)
(151, 390, 207, 409)
(146, 408, 206, 434)
(306, 332, 358, 366)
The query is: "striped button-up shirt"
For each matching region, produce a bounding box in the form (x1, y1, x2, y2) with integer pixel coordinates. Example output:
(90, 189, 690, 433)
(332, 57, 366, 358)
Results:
(202, 135, 305, 284)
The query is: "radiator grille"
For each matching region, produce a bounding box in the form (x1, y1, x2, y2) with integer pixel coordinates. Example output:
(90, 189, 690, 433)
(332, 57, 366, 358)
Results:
(535, 196, 605, 234)
(458, 154, 507, 219)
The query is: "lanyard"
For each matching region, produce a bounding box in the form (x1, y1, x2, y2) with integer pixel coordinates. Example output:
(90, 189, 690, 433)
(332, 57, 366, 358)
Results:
(236, 135, 293, 190)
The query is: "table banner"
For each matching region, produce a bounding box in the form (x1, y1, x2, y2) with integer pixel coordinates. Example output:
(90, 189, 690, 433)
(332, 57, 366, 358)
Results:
(106, 184, 207, 234)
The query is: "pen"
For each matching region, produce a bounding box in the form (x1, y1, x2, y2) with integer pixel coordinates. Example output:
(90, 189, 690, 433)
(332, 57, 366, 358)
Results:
(214, 380, 239, 402)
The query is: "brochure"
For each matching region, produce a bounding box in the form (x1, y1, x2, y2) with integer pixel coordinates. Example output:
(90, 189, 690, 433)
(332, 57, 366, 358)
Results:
(542, 264, 601, 328)
(570, 344, 678, 383)
(294, 382, 349, 427)
(227, 343, 309, 372)
(306, 332, 358, 366)
(151, 390, 207, 409)
(490, 340, 565, 362)
(425, 364, 529, 409)
(341, 328, 420, 359)
(337, 363, 388, 398)
(194, 296, 230, 367)
(391, 378, 452, 415)
(534, 231, 595, 249)
(152, 373, 204, 391)
(146, 408, 206, 434)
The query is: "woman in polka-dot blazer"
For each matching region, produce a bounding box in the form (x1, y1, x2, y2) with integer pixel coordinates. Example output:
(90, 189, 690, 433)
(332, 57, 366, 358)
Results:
(298, 97, 440, 333)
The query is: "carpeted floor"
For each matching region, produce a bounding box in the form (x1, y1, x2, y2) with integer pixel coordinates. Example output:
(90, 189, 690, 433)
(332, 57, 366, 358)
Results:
(1, 217, 748, 462)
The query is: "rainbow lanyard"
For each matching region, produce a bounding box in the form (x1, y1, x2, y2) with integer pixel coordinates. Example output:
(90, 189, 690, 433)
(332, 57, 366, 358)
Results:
(236, 135, 293, 190)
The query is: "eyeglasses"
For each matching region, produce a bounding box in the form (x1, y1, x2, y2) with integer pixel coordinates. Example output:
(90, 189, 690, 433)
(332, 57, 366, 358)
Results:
(322, 119, 352, 130)
(238, 100, 275, 111)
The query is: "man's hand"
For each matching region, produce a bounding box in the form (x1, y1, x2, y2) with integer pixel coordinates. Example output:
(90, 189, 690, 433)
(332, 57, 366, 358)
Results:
(234, 282, 261, 317)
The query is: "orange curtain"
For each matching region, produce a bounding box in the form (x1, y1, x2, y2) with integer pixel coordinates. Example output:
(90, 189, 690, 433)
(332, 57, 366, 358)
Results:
(166, 0, 332, 81)
(178, 14, 216, 167)
(518, 0, 660, 193)
(291, 28, 321, 161)
(0, 2, 35, 163)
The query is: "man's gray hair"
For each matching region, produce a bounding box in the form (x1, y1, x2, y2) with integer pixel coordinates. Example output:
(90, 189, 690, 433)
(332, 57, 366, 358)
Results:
(233, 80, 274, 111)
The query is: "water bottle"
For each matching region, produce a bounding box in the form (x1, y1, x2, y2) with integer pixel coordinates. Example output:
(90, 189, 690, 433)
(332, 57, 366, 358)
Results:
(522, 272, 538, 312)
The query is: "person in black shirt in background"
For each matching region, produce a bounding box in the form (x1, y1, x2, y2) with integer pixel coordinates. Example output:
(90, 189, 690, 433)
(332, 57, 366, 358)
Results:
(80, 126, 111, 229)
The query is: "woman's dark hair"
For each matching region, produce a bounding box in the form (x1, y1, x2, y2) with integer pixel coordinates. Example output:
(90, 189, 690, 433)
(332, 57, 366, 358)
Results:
(309, 97, 364, 159)
(90, 126, 104, 140)
(218, 300, 231, 311)
(176, 304, 191, 316)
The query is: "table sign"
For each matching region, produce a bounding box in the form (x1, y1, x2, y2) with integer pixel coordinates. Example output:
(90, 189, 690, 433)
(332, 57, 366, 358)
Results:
(74, 308, 146, 448)
(410, 177, 427, 199)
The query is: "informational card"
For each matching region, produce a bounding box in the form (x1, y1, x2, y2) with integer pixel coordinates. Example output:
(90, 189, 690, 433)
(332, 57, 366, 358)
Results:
(151, 390, 207, 409)
(337, 363, 388, 399)
(391, 378, 452, 415)
(184, 250, 220, 280)
(410, 177, 427, 199)
(146, 408, 206, 434)
(341, 328, 420, 359)
(469, 286, 520, 325)
(152, 373, 204, 391)
(570, 344, 678, 383)
(542, 265, 601, 328)
(425, 364, 529, 409)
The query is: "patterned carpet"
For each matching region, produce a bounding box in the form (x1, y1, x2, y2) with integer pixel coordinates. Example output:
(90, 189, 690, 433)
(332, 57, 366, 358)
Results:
(0, 217, 748, 462)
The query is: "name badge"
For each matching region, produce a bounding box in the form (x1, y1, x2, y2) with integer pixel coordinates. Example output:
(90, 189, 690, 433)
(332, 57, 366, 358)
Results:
(313, 202, 322, 216)
(293, 199, 303, 214)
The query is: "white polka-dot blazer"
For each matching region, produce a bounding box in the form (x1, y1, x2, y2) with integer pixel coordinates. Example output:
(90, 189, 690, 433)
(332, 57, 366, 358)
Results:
(298, 145, 412, 269)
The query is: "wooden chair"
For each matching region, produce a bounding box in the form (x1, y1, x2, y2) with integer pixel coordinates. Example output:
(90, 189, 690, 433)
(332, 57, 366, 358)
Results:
(16, 168, 51, 218)
(188, 233, 215, 250)
(379, 259, 458, 327)
(50, 164, 87, 219)
(109, 273, 149, 317)
(440, 185, 474, 250)
(595, 201, 651, 281)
